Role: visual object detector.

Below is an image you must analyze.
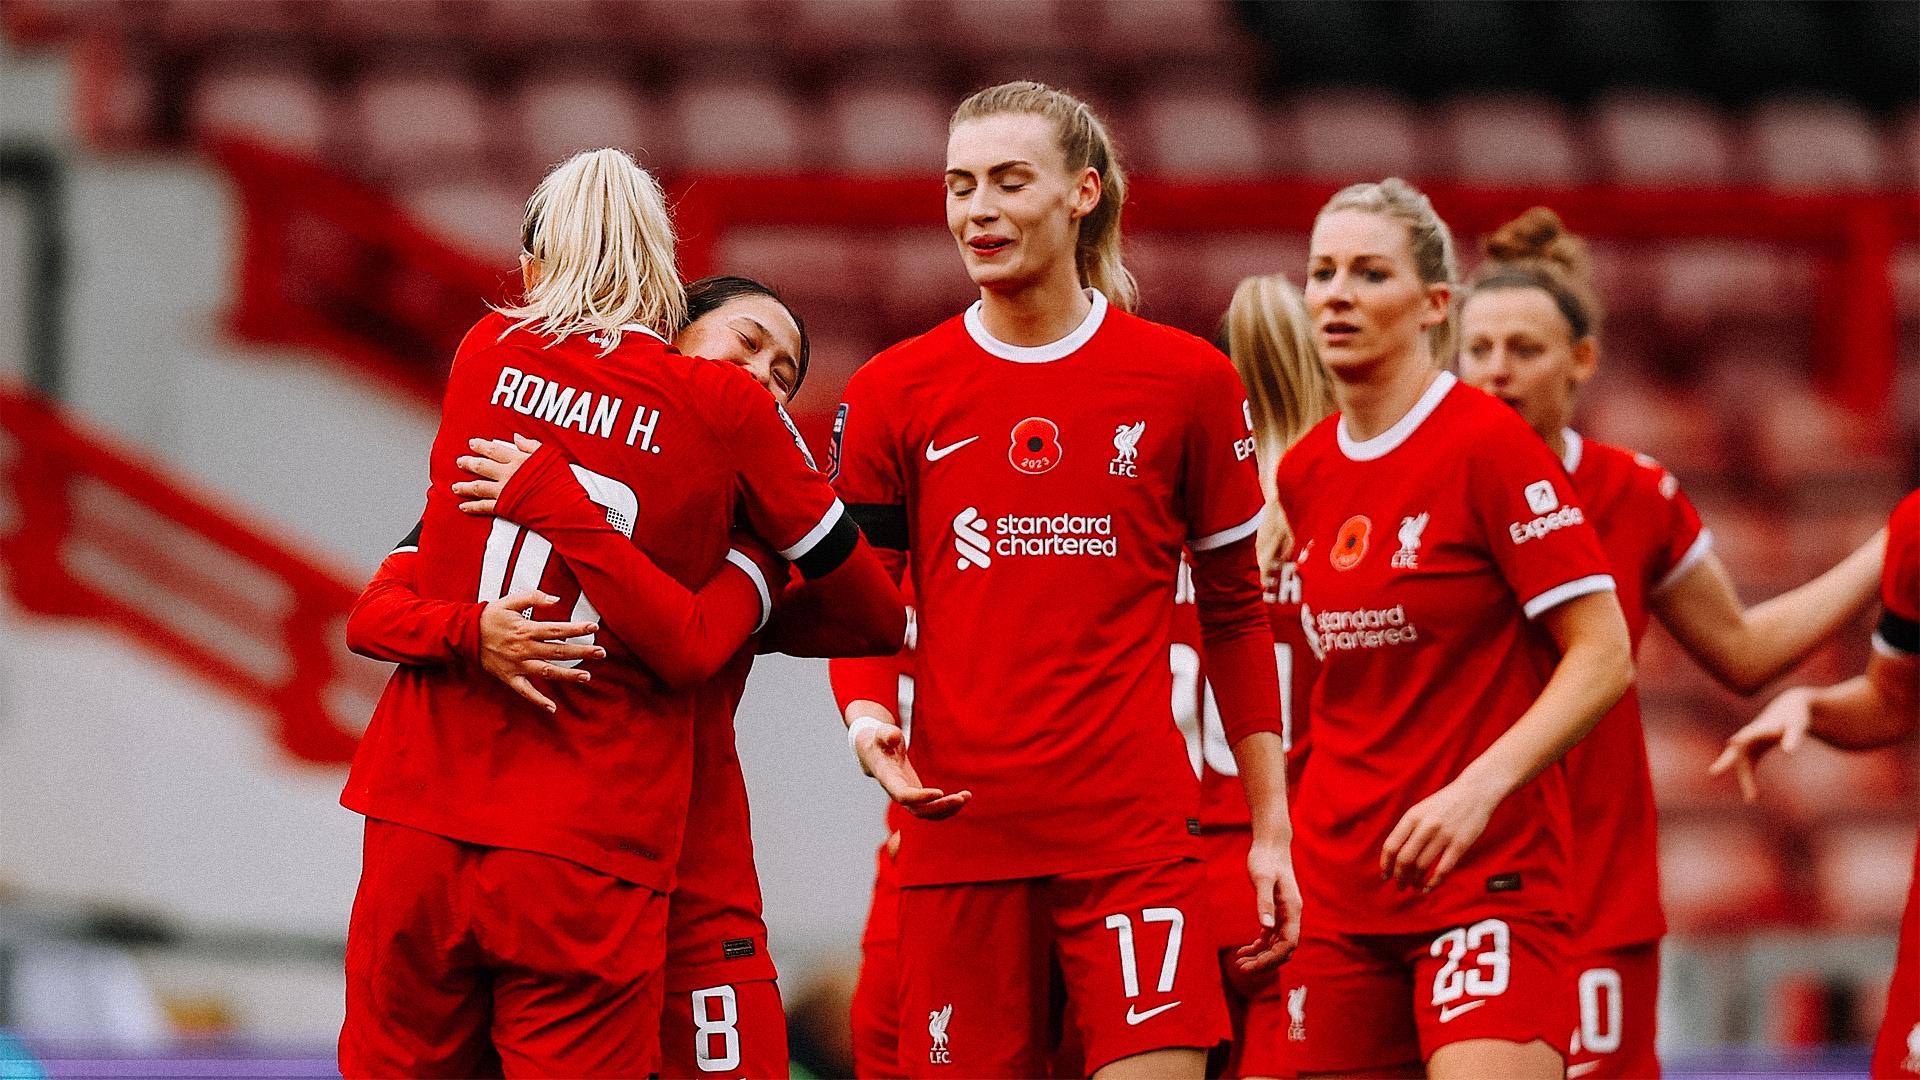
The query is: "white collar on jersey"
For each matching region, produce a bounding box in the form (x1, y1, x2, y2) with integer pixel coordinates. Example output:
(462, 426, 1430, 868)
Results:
(1561, 428, 1584, 473)
(1336, 370, 1458, 461)
(615, 322, 669, 343)
(963, 288, 1108, 363)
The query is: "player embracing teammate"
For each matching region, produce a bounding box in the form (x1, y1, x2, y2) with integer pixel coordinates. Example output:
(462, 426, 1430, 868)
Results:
(830, 82, 1298, 1078)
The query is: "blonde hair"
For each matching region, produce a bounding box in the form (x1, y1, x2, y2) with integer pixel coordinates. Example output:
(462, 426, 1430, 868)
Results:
(498, 148, 687, 354)
(951, 81, 1138, 313)
(1221, 274, 1336, 572)
(1317, 177, 1458, 363)
(1472, 206, 1602, 341)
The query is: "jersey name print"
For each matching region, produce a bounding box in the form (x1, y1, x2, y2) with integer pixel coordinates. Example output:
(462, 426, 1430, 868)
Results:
(834, 291, 1264, 885)
(1275, 372, 1616, 934)
(344, 313, 851, 892)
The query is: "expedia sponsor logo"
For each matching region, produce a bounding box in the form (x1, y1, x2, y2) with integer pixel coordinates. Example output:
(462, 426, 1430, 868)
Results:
(1309, 603, 1420, 652)
(951, 506, 1119, 569)
(1509, 504, 1585, 545)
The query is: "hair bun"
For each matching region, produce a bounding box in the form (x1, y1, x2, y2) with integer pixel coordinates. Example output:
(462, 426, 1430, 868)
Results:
(1484, 206, 1585, 276)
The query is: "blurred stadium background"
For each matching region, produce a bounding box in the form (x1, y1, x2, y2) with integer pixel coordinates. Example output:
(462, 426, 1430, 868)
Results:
(0, 0, 1914, 1075)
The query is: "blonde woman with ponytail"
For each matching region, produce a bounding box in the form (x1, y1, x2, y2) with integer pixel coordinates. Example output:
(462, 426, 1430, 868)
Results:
(1272, 180, 1634, 1080)
(339, 149, 894, 1077)
(1457, 207, 1887, 1080)
(828, 82, 1296, 1079)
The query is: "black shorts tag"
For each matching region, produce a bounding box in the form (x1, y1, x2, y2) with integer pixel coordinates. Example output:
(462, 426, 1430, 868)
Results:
(1485, 873, 1523, 893)
(722, 938, 756, 960)
(1187, 818, 1203, 835)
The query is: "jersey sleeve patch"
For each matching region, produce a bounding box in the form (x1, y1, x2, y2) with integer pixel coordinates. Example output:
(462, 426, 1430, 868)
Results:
(1521, 573, 1617, 620)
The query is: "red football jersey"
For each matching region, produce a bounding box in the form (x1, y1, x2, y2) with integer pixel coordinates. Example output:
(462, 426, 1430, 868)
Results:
(1558, 431, 1710, 952)
(1273, 372, 1617, 933)
(344, 313, 856, 891)
(832, 292, 1268, 886)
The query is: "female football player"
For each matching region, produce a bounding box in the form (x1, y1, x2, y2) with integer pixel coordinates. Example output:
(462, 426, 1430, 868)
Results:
(829, 81, 1296, 1079)
(1271, 178, 1633, 1080)
(1456, 207, 1888, 1079)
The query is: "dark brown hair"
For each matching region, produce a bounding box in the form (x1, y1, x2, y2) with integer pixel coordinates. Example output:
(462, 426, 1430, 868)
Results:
(1472, 206, 1601, 341)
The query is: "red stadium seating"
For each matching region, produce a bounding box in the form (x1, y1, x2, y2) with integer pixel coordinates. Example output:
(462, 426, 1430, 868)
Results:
(346, 69, 491, 181)
(399, 178, 527, 267)
(513, 75, 669, 176)
(1591, 93, 1740, 186)
(1809, 819, 1917, 929)
(192, 66, 333, 157)
(1442, 95, 1586, 185)
(1273, 90, 1429, 181)
(827, 80, 948, 175)
(1660, 815, 1796, 932)
(668, 78, 809, 172)
(1751, 98, 1893, 191)
(1132, 80, 1268, 179)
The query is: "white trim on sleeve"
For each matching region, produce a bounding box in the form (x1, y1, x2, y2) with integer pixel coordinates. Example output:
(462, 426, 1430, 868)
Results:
(1522, 573, 1617, 620)
(964, 289, 1108, 363)
(725, 549, 774, 633)
(1191, 507, 1264, 552)
(1560, 428, 1583, 474)
(391, 545, 419, 555)
(779, 499, 848, 561)
(1873, 632, 1919, 658)
(1652, 528, 1715, 596)
(616, 321, 670, 343)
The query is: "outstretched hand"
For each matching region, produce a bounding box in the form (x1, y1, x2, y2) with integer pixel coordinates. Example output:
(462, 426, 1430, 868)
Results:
(1234, 835, 1302, 973)
(453, 434, 543, 515)
(1709, 685, 1814, 802)
(850, 720, 971, 820)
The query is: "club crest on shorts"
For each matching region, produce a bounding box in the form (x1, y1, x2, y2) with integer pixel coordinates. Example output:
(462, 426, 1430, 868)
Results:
(1331, 515, 1371, 571)
(928, 1003, 953, 1064)
(1287, 985, 1307, 1041)
(1010, 417, 1062, 474)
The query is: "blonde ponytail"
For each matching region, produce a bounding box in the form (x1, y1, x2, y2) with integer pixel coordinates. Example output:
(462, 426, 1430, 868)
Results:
(952, 81, 1138, 312)
(498, 148, 687, 354)
(1222, 274, 1335, 492)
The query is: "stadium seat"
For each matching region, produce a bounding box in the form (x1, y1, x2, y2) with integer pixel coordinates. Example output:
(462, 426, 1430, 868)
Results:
(1095, 0, 1256, 68)
(1590, 93, 1739, 186)
(347, 69, 492, 181)
(1659, 816, 1794, 933)
(158, 0, 310, 38)
(480, 0, 610, 45)
(1750, 98, 1891, 191)
(1810, 819, 1917, 929)
(1441, 95, 1585, 185)
(399, 179, 528, 267)
(1196, 235, 1309, 315)
(192, 67, 333, 156)
(1132, 81, 1267, 178)
(512, 75, 666, 174)
(1274, 90, 1427, 182)
(1644, 718, 1745, 813)
(617, 0, 782, 51)
(792, 0, 937, 54)
(828, 80, 948, 175)
(714, 227, 860, 310)
(669, 78, 808, 172)
(877, 231, 974, 329)
(1653, 241, 1808, 328)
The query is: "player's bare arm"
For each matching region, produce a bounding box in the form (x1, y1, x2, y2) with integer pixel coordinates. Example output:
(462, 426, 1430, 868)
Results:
(1654, 528, 1886, 695)
(1712, 650, 1919, 801)
(1382, 588, 1632, 891)
(844, 697, 971, 821)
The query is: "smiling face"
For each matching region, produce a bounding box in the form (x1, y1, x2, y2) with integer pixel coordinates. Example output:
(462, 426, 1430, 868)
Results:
(944, 112, 1100, 298)
(1304, 209, 1451, 379)
(1458, 285, 1595, 439)
(674, 294, 804, 406)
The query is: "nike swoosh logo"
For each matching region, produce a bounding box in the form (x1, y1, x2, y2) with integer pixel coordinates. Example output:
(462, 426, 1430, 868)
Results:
(1566, 1062, 1602, 1078)
(925, 436, 979, 462)
(1437, 999, 1489, 1023)
(1125, 1000, 1181, 1025)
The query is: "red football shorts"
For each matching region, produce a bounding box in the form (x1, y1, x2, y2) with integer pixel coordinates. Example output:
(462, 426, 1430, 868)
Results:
(1871, 865, 1920, 1079)
(340, 818, 668, 1079)
(658, 979, 788, 1079)
(852, 839, 904, 1078)
(1276, 913, 1573, 1075)
(1565, 942, 1661, 1079)
(1197, 828, 1289, 1079)
(896, 858, 1229, 1078)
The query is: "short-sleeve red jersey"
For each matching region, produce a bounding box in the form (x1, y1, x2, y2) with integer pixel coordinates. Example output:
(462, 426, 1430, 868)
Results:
(1876, 490, 1919, 657)
(832, 291, 1267, 886)
(1557, 431, 1710, 952)
(1273, 372, 1617, 934)
(343, 313, 857, 891)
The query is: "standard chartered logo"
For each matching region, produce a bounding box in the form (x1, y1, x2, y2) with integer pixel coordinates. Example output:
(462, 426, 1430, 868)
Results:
(950, 506, 1120, 571)
(953, 507, 992, 570)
